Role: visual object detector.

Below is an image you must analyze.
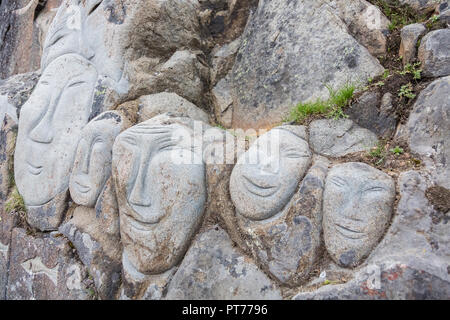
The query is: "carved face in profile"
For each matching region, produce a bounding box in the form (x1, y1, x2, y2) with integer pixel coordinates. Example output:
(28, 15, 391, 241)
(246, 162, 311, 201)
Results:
(230, 128, 312, 220)
(14, 54, 97, 206)
(323, 162, 395, 267)
(69, 111, 125, 207)
(113, 118, 206, 274)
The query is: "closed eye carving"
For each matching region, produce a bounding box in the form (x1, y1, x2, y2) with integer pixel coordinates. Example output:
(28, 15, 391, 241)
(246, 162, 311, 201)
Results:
(330, 176, 347, 187)
(363, 186, 386, 193)
(68, 81, 86, 88)
(88, 0, 103, 16)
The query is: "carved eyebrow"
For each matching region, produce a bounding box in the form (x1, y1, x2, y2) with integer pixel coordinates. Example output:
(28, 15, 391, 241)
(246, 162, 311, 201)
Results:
(68, 80, 86, 88)
(330, 176, 348, 187)
(362, 184, 387, 192)
(121, 134, 137, 145)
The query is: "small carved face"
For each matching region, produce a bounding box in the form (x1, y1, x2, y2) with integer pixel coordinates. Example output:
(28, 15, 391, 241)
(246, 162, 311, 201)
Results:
(69, 112, 123, 207)
(323, 162, 395, 267)
(113, 120, 206, 274)
(230, 128, 312, 220)
(14, 54, 97, 206)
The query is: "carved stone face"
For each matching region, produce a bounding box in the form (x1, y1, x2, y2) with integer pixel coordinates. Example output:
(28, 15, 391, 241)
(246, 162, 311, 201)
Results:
(113, 119, 206, 274)
(69, 111, 124, 207)
(230, 128, 312, 220)
(323, 162, 395, 267)
(14, 54, 97, 206)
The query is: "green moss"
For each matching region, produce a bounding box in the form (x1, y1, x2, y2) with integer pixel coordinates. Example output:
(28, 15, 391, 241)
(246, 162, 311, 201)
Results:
(287, 83, 355, 124)
(5, 186, 26, 213)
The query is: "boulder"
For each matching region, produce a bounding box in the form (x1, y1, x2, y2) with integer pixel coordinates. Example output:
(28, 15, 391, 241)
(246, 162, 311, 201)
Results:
(418, 29, 450, 78)
(393, 0, 441, 14)
(0, 115, 17, 202)
(309, 119, 378, 157)
(0, 207, 19, 300)
(211, 75, 234, 128)
(406, 76, 450, 189)
(399, 23, 427, 65)
(230, 0, 384, 129)
(165, 226, 282, 299)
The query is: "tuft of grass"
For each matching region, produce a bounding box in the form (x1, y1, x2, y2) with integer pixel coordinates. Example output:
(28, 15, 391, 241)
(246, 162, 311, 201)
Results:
(5, 187, 26, 213)
(369, 141, 388, 166)
(288, 83, 355, 123)
(390, 146, 404, 155)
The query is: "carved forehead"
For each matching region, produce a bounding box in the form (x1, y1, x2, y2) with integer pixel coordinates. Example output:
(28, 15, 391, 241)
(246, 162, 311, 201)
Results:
(327, 162, 394, 187)
(41, 54, 97, 82)
(252, 127, 309, 150)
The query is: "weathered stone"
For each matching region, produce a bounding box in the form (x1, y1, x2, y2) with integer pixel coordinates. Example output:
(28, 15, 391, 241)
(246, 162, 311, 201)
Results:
(59, 195, 122, 300)
(113, 115, 207, 275)
(323, 162, 396, 268)
(0, 115, 17, 202)
(437, 1, 450, 25)
(230, 0, 384, 129)
(399, 23, 427, 65)
(406, 76, 450, 189)
(211, 75, 233, 128)
(210, 37, 241, 85)
(391, 0, 441, 14)
(332, 0, 391, 56)
(230, 126, 312, 221)
(0, 207, 19, 300)
(347, 91, 398, 138)
(309, 119, 378, 157)
(0, 0, 39, 78)
(418, 29, 450, 78)
(237, 157, 328, 285)
(14, 54, 98, 231)
(138, 92, 209, 124)
(165, 226, 282, 299)
(0, 71, 40, 122)
(7, 228, 93, 300)
(69, 110, 131, 208)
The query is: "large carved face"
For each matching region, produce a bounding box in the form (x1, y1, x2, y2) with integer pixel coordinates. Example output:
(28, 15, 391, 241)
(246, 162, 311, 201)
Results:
(14, 54, 97, 206)
(113, 119, 206, 274)
(69, 111, 124, 207)
(323, 162, 395, 267)
(230, 128, 312, 220)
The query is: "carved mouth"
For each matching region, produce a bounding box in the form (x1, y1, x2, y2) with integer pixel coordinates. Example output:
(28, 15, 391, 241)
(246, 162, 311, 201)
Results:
(74, 181, 91, 194)
(241, 175, 279, 197)
(335, 223, 365, 240)
(27, 161, 43, 175)
(127, 202, 166, 225)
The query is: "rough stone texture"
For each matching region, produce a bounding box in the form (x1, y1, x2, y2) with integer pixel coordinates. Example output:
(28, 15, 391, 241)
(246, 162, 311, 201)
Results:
(0, 0, 39, 79)
(418, 29, 450, 78)
(237, 157, 328, 285)
(406, 76, 450, 189)
(59, 192, 122, 300)
(309, 119, 378, 157)
(347, 91, 398, 138)
(230, 0, 384, 129)
(0, 208, 19, 300)
(0, 71, 40, 123)
(210, 36, 241, 85)
(392, 0, 442, 13)
(0, 115, 17, 202)
(438, 1, 450, 25)
(7, 228, 93, 300)
(399, 23, 427, 65)
(323, 162, 396, 268)
(230, 127, 312, 221)
(211, 75, 233, 128)
(113, 116, 207, 275)
(69, 111, 131, 208)
(295, 170, 449, 299)
(14, 54, 97, 231)
(332, 0, 391, 56)
(138, 92, 209, 124)
(165, 226, 282, 300)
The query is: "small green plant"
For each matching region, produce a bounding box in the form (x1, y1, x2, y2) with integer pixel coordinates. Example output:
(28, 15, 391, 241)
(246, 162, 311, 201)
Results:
(382, 69, 390, 79)
(288, 83, 355, 123)
(399, 62, 422, 80)
(375, 81, 385, 87)
(390, 146, 404, 155)
(5, 187, 26, 213)
(369, 141, 388, 166)
(398, 83, 416, 99)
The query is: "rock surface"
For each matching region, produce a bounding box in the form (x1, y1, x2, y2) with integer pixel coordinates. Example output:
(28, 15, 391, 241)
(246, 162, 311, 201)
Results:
(418, 29, 450, 78)
(309, 119, 378, 157)
(165, 226, 282, 300)
(230, 0, 384, 129)
(406, 76, 450, 189)
(399, 23, 427, 65)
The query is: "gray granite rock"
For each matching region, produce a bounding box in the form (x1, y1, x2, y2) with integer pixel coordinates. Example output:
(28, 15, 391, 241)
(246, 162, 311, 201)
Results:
(230, 0, 383, 129)
(138, 92, 209, 124)
(323, 162, 395, 268)
(399, 23, 427, 65)
(165, 226, 282, 300)
(237, 157, 328, 285)
(211, 76, 233, 128)
(347, 91, 398, 138)
(0, 207, 19, 300)
(406, 76, 450, 189)
(418, 29, 450, 78)
(14, 54, 98, 231)
(210, 37, 241, 85)
(0, 115, 17, 202)
(392, 0, 442, 13)
(113, 115, 207, 275)
(7, 228, 94, 300)
(309, 119, 378, 157)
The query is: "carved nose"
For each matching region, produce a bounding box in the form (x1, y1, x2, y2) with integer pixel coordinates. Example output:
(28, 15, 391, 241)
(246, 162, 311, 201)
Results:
(128, 155, 151, 207)
(29, 94, 58, 144)
(339, 197, 362, 222)
(80, 148, 91, 174)
(257, 153, 279, 175)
